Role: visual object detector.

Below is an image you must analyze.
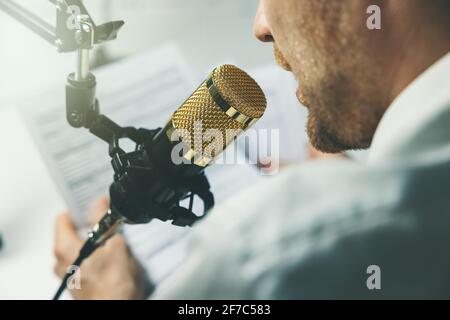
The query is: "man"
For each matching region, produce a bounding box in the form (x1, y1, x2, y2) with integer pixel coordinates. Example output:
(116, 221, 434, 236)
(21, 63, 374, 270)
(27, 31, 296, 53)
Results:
(54, 0, 450, 299)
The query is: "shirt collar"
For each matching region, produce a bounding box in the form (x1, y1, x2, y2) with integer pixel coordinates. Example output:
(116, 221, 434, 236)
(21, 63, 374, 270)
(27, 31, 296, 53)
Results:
(368, 52, 450, 164)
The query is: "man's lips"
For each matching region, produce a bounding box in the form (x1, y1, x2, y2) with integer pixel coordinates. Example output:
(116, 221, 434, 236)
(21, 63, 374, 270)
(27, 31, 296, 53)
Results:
(272, 46, 307, 107)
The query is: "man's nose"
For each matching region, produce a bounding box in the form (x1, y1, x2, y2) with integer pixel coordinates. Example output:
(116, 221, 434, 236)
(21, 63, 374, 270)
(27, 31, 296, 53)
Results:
(253, 2, 274, 42)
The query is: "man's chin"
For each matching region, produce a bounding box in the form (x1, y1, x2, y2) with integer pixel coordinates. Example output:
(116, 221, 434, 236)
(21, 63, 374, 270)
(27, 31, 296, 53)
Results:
(307, 118, 353, 154)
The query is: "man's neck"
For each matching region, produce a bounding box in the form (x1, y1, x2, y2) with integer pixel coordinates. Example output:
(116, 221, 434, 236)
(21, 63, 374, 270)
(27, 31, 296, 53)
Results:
(388, 3, 450, 103)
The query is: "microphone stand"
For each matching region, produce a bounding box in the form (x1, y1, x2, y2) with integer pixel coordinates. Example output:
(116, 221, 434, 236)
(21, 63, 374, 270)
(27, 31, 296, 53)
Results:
(0, 0, 215, 299)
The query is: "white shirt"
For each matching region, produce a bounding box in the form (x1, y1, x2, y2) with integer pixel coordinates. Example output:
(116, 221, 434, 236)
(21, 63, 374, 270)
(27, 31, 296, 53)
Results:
(153, 52, 450, 299)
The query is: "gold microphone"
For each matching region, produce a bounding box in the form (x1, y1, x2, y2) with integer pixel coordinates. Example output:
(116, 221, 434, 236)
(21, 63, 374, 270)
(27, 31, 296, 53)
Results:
(159, 64, 267, 168)
(110, 63, 268, 224)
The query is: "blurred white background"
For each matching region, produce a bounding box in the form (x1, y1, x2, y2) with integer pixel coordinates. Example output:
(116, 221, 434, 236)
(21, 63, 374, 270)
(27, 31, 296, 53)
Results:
(0, 0, 273, 105)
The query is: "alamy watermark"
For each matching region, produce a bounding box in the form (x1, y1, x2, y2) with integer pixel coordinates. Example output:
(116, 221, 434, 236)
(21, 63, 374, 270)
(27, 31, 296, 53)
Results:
(367, 5, 382, 30)
(66, 265, 81, 290)
(168, 121, 280, 175)
(366, 265, 381, 290)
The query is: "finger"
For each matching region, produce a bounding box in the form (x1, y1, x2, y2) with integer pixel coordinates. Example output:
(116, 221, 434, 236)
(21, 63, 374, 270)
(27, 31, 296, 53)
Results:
(89, 196, 109, 226)
(103, 234, 127, 253)
(54, 261, 67, 279)
(54, 213, 83, 264)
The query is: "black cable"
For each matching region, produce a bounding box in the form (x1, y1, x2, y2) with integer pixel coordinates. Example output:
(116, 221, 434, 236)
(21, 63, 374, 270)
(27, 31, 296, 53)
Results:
(52, 239, 97, 300)
(52, 255, 84, 300)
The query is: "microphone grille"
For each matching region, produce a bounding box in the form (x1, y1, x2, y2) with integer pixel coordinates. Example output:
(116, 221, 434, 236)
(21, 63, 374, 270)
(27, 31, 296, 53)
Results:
(170, 65, 266, 164)
(210, 64, 266, 119)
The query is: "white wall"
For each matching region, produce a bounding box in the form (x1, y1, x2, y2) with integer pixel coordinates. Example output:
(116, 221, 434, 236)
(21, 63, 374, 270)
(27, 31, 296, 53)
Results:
(0, 0, 272, 105)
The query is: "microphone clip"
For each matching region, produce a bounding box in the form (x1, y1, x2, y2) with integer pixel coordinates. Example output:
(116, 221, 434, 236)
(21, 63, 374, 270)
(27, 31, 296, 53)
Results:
(107, 127, 215, 227)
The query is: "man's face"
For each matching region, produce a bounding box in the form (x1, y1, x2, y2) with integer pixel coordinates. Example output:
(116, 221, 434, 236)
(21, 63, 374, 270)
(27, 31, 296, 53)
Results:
(254, 0, 391, 153)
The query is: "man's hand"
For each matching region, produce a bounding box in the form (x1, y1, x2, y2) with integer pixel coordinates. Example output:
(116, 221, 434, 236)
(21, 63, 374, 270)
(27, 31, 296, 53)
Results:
(53, 197, 150, 300)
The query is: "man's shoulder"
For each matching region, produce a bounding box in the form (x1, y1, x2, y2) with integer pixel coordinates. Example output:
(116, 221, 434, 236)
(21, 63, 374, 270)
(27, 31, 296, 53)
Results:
(190, 158, 450, 298)
(191, 158, 407, 274)
(161, 157, 450, 299)
(200, 158, 402, 234)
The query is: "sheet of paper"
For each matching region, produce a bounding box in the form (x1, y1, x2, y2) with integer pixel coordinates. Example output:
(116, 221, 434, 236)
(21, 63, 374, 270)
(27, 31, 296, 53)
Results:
(19, 43, 263, 284)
